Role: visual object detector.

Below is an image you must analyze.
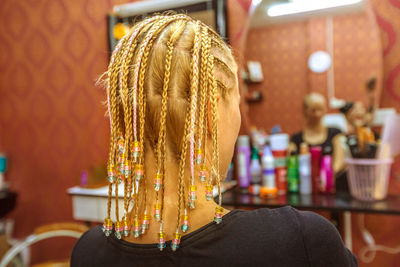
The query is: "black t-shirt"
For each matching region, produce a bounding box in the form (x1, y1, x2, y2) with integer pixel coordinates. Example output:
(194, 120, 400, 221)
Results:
(291, 127, 342, 153)
(71, 207, 357, 267)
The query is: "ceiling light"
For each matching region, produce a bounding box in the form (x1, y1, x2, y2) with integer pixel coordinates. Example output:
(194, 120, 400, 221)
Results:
(267, 0, 362, 17)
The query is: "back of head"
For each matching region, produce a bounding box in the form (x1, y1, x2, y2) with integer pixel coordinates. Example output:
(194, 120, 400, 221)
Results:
(102, 14, 238, 249)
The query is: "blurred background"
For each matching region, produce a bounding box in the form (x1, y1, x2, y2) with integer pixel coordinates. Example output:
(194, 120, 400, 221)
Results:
(0, 0, 400, 266)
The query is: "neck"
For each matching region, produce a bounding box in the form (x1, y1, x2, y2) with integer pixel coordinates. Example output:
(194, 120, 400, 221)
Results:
(305, 120, 324, 131)
(122, 143, 224, 244)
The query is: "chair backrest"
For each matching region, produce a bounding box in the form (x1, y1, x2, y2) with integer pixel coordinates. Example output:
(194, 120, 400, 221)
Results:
(0, 223, 88, 267)
(323, 113, 348, 133)
(381, 113, 400, 158)
(372, 108, 397, 126)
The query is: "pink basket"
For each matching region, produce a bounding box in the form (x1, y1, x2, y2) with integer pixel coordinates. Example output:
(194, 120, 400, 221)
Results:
(345, 158, 393, 201)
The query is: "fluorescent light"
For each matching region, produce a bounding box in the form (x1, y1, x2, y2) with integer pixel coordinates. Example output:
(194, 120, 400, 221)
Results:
(252, 0, 262, 6)
(267, 0, 362, 17)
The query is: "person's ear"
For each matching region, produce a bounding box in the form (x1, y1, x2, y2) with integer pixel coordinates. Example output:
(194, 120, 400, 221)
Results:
(207, 96, 220, 134)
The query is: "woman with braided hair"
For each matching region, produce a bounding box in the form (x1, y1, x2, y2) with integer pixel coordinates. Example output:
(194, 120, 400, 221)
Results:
(71, 14, 357, 267)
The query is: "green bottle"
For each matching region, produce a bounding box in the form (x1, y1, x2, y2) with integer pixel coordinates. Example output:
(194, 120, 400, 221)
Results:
(287, 151, 299, 193)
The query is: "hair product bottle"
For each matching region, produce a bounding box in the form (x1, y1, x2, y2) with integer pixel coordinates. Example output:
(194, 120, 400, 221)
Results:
(260, 146, 277, 198)
(320, 146, 334, 193)
(270, 134, 289, 195)
(249, 148, 262, 195)
(287, 150, 299, 193)
(236, 135, 251, 193)
(298, 143, 312, 195)
(226, 162, 234, 181)
(0, 153, 7, 190)
(310, 146, 322, 194)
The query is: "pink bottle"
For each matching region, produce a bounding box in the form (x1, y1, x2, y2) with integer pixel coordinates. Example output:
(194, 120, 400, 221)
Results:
(320, 146, 334, 193)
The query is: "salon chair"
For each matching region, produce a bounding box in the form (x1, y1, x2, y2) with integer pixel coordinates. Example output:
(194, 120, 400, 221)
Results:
(0, 222, 88, 267)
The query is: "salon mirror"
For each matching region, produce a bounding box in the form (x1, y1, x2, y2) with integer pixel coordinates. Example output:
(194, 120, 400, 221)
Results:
(242, 0, 383, 134)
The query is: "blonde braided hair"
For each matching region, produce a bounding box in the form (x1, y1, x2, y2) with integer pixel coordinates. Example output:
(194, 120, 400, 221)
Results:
(102, 14, 237, 249)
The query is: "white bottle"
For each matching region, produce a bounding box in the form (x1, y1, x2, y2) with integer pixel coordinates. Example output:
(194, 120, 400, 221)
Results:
(299, 143, 312, 195)
(260, 146, 277, 198)
(249, 148, 262, 195)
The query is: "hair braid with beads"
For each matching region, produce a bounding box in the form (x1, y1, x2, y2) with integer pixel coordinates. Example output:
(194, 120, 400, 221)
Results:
(101, 14, 237, 249)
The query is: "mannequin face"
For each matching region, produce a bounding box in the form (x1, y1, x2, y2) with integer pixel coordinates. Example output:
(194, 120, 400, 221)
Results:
(304, 97, 327, 125)
(347, 101, 366, 127)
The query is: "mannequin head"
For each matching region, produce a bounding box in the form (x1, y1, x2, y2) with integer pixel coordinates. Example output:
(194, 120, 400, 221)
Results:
(303, 93, 327, 126)
(346, 101, 367, 129)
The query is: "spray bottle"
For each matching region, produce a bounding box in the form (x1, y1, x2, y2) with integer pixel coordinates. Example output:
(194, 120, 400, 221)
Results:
(249, 147, 262, 195)
(287, 150, 299, 193)
(298, 143, 312, 195)
(260, 146, 277, 198)
(270, 134, 289, 195)
(236, 136, 251, 193)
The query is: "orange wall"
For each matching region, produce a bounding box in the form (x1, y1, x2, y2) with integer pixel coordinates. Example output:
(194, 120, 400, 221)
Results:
(245, 7, 382, 135)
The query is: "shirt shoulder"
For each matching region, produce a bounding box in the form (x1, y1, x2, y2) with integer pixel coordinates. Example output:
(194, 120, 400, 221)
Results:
(70, 225, 108, 267)
(293, 209, 358, 267)
(291, 131, 303, 145)
(251, 207, 357, 266)
(328, 127, 342, 137)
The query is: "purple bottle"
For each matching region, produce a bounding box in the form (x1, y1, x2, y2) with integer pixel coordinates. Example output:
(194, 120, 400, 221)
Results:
(236, 135, 251, 193)
(320, 146, 334, 194)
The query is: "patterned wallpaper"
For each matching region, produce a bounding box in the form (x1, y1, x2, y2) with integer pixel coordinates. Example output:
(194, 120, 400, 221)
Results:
(245, 5, 383, 135)
(0, 0, 129, 263)
(245, 22, 309, 134)
(372, 0, 400, 109)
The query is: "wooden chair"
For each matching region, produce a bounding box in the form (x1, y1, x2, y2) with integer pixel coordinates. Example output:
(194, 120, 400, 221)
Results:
(0, 222, 88, 267)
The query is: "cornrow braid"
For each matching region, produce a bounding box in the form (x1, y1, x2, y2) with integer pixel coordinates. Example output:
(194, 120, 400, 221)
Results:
(132, 15, 190, 239)
(187, 21, 201, 213)
(134, 18, 170, 226)
(112, 21, 155, 239)
(204, 51, 215, 201)
(157, 23, 187, 227)
(156, 39, 173, 221)
(119, 17, 163, 235)
(154, 37, 174, 193)
(197, 26, 211, 185)
(103, 32, 132, 238)
(209, 56, 223, 224)
(176, 88, 192, 231)
(209, 56, 219, 186)
(131, 15, 187, 145)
